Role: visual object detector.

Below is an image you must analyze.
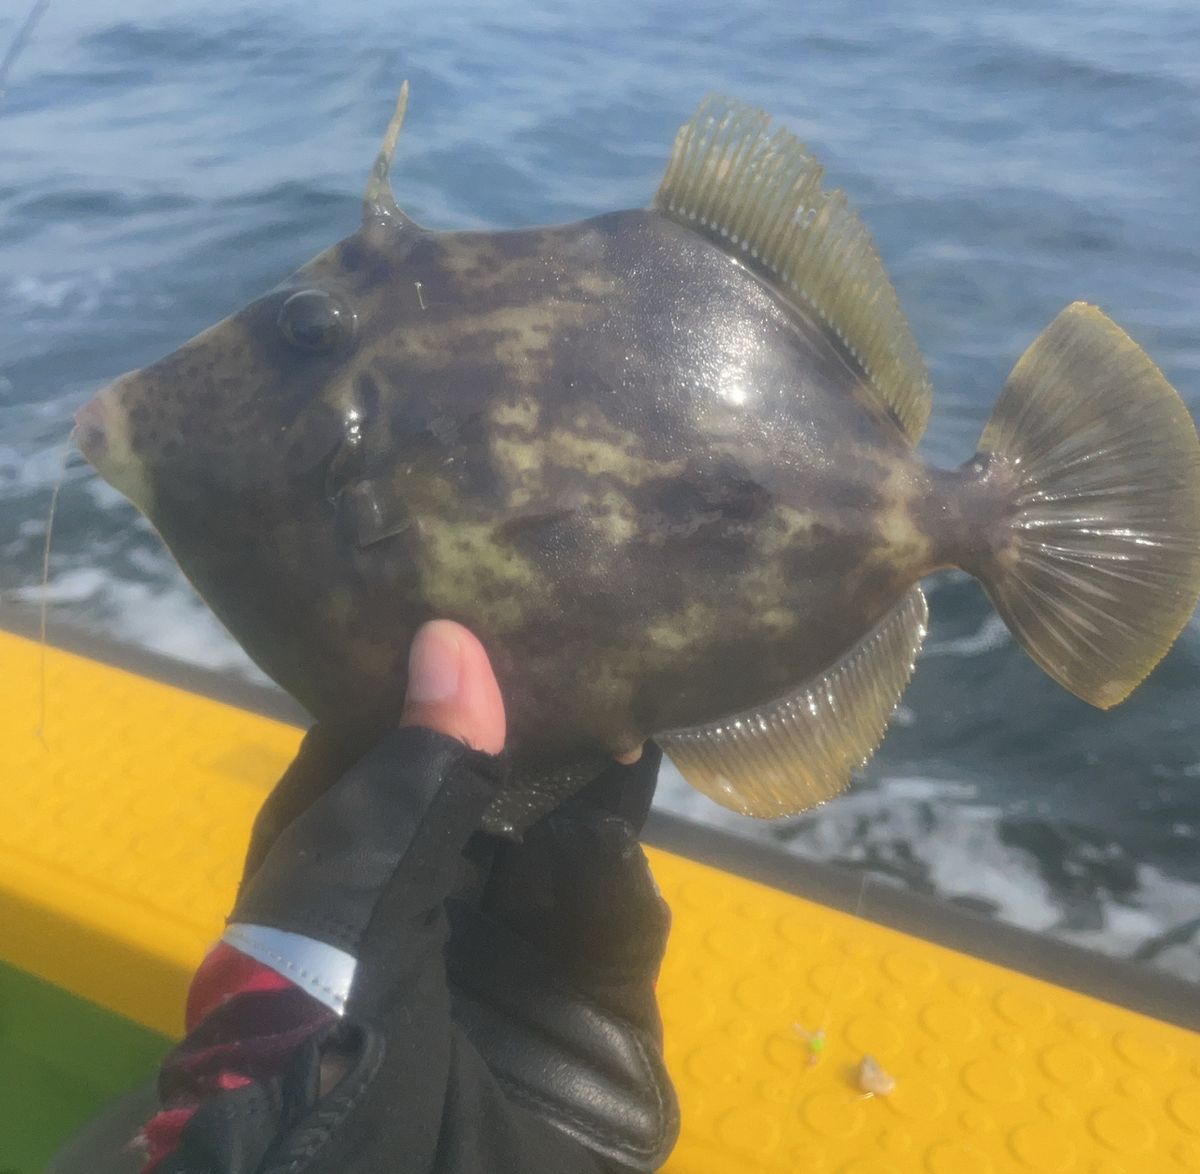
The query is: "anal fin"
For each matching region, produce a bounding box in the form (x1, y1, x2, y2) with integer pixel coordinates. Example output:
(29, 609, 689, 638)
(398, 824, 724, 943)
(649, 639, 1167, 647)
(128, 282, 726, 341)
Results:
(657, 588, 928, 817)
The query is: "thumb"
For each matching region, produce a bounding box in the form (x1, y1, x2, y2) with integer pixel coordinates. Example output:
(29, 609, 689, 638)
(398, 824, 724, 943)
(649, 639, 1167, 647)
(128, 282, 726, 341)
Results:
(400, 620, 507, 755)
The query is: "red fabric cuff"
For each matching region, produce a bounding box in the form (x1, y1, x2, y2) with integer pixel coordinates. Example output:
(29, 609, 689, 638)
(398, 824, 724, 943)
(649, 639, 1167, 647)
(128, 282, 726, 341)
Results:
(186, 941, 296, 1030)
(139, 942, 328, 1174)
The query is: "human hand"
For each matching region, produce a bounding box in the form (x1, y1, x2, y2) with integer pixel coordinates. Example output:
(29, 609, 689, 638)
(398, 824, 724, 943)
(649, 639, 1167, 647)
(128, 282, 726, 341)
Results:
(397, 619, 506, 755)
(225, 620, 509, 1019)
(139, 620, 676, 1174)
(133, 622, 506, 1172)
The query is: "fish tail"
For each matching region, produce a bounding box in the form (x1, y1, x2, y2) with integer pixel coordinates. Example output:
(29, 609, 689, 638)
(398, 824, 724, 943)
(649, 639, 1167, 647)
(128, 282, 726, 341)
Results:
(970, 302, 1200, 708)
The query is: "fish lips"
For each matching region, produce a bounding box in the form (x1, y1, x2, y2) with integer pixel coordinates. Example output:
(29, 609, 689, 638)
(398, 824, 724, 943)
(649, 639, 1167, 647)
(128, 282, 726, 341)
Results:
(74, 372, 156, 516)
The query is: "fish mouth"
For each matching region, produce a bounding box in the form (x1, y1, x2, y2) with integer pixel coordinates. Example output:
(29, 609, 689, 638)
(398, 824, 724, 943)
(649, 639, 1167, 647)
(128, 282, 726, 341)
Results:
(74, 373, 155, 514)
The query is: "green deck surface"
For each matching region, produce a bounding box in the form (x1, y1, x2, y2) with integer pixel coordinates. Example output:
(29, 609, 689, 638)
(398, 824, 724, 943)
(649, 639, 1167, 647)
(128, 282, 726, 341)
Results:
(0, 962, 168, 1173)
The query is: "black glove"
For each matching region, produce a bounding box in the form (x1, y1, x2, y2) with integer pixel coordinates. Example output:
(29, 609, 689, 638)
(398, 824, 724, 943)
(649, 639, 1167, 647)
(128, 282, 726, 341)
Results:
(446, 746, 678, 1170)
(159, 726, 678, 1174)
(158, 726, 504, 1173)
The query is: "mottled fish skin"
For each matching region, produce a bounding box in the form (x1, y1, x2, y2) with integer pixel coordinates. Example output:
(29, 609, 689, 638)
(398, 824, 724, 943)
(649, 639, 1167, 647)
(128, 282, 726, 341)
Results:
(102, 210, 942, 769)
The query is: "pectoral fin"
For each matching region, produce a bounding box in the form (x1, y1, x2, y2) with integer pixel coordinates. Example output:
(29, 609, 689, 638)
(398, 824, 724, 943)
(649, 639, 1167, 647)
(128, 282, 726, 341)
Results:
(341, 476, 413, 547)
(657, 587, 928, 817)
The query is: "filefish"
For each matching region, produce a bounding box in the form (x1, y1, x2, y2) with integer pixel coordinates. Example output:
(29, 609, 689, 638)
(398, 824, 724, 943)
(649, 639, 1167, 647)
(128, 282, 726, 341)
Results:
(74, 91, 1200, 835)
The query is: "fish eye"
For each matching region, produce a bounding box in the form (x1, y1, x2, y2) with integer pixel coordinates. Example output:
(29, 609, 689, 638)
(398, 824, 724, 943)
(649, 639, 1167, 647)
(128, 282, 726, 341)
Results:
(278, 289, 353, 354)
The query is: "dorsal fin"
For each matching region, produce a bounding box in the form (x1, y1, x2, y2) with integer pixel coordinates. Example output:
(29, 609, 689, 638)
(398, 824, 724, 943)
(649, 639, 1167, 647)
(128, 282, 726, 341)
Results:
(654, 96, 932, 442)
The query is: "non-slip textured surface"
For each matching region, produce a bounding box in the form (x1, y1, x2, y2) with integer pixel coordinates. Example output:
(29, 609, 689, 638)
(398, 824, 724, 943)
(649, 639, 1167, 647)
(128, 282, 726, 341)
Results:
(1, 629, 1197, 1172)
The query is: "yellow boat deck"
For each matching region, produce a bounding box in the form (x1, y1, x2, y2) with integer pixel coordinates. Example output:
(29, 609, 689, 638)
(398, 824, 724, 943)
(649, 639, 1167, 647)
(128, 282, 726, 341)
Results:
(1, 627, 1197, 1172)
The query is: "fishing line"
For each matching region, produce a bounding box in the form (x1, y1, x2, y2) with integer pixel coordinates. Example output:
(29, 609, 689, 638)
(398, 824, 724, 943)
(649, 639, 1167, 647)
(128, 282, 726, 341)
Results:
(36, 426, 75, 747)
(0, 0, 50, 106)
(817, 868, 871, 1037)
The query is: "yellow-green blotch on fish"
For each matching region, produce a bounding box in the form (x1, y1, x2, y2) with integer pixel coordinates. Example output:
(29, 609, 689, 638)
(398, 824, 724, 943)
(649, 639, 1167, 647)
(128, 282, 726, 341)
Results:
(75, 90, 1200, 835)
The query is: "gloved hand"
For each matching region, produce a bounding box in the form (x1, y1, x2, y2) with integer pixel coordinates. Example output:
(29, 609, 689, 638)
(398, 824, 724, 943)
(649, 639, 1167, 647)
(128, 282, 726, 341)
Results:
(146, 622, 678, 1174)
(444, 743, 677, 1171)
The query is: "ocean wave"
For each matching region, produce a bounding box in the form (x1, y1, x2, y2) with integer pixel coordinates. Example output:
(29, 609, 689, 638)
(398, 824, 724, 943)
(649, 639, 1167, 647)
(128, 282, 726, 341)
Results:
(1, 269, 116, 318)
(13, 566, 261, 677)
(924, 611, 1011, 658)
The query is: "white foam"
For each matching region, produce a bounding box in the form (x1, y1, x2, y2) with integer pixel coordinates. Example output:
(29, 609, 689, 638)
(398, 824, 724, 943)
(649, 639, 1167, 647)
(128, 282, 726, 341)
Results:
(2, 268, 118, 317)
(876, 775, 975, 801)
(14, 566, 109, 604)
(925, 611, 1011, 658)
(108, 583, 264, 676)
(15, 567, 263, 678)
(1057, 865, 1200, 983)
(0, 438, 80, 493)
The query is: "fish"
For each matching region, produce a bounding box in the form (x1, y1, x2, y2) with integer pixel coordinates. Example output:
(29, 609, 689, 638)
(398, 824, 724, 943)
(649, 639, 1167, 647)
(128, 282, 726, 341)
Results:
(74, 90, 1200, 836)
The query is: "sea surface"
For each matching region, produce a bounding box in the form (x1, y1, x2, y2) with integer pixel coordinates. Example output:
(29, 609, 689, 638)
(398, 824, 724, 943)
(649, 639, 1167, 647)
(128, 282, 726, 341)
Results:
(2, 0, 1198, 979)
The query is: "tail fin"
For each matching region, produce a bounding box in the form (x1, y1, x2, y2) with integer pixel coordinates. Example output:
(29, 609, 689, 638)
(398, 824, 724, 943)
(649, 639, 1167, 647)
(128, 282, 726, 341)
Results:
(977, 302, 1200, 708)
